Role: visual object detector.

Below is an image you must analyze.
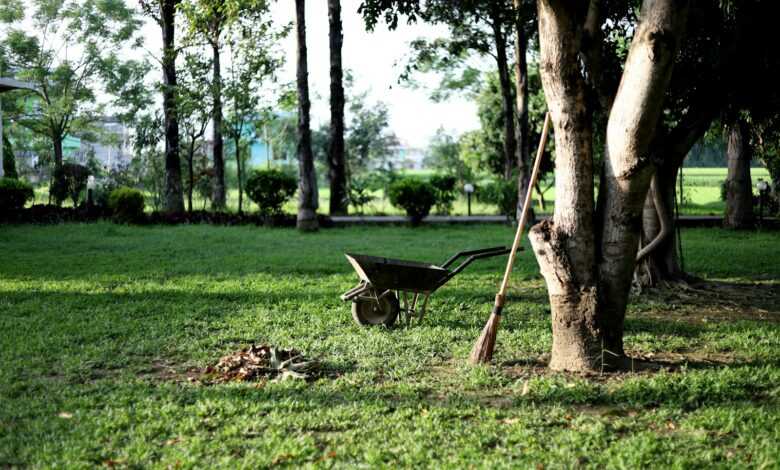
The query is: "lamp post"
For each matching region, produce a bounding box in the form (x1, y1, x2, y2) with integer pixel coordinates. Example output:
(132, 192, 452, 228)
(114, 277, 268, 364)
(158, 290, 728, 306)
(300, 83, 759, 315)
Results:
(757, 179, 770, 226)
(87, 175, 96, 209)
(464, 183, 475, 217)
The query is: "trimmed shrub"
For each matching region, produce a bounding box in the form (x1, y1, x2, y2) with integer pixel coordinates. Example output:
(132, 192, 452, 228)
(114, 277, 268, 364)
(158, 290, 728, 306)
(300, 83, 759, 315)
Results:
(108, 187, 145, 223)
(430, 174, 457, 215)
(477, 179, 518, 218)
(245, 169, 298, 215)
(0, 177, 34, 212)
(50, 163, 90, 206)
(388, 177, 436, 225)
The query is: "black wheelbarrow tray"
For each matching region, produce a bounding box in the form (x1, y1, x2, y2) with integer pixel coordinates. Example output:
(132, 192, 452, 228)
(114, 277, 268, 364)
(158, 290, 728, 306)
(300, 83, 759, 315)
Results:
(340, 246, 512, 326)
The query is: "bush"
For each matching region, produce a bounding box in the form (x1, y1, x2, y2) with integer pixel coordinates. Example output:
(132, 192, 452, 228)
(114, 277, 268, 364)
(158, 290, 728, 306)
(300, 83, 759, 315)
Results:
(347, 177, 375, 214)
(430, 174, 457, 215)
(0, 177, 34, 212)
(50, 163, 90, 206)
(477, 179, 518, 218)
(108, 187, 145, 223)
(388, 177, 436, 225)
(245, 169, 298, 215)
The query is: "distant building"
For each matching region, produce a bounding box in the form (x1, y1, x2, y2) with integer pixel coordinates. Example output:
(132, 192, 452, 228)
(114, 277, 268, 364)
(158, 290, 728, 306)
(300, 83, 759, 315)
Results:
(68, 117, 133, 170)
(389, 143, 427, 170)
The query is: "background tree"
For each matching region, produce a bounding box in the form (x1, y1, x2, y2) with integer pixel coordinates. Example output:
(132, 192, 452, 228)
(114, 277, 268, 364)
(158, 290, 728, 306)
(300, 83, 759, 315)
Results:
(345, 93, 399, 174)
(140, 0, 185, 213)
(178, 51, 212, 214)
(181, 0, 228, 210)
(328, 0, 348, 215)
(0, 0, 143, 199)
(222, 1, 285, 214)
(295, 0, 318, 231)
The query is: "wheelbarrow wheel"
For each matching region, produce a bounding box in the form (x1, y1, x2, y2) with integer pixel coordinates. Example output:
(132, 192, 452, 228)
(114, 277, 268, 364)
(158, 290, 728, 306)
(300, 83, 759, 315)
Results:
(351, 293, 400, 327)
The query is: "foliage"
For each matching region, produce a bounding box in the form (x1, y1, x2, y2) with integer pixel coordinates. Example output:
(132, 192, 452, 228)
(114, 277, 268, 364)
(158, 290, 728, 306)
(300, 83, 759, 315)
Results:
(108, 186, 145, 223)
(0, 0, 148, 172)
(50, 163, 90, 206)
(388, 177, 436, 224)
(347, 176, 375, 214)
(429, 173, 457, 215)
(346, 95, 399, 174)
(425, 128, 472, 184)
(477, 178, 518, 218)
(0, 176, 33, 211)
(245, 169, 297, 215)
(2, 134, 18, 179)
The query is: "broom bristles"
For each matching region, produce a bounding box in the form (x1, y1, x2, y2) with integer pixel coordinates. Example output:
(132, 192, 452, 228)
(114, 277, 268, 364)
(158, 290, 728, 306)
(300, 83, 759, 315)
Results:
(469, 312, 501, 364)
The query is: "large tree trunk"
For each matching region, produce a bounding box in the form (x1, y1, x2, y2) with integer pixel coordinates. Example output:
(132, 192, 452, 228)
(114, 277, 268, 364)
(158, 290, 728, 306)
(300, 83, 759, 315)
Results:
(211, 42, 226, 210)
(724, 119, 754, 229)
(295, 0, 318, 231)
(531, 0, 687, 372)
(530, 0, 600, 372)
(490, 11, 516, 181)
(513, 0, 533, 222)
(161, 0, 184, 214)
(596, 0, 688, 357)
(328, 0, 347, 216)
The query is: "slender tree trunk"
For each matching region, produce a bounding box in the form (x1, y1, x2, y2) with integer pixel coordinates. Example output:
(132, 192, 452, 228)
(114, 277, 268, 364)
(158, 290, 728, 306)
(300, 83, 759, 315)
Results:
(597, 0, 688, 357)
(53, 133, 64, 171)
(187, 141, 195, 214)
(529, 0, 600, 372)
(636, 164, 684, 286)
(514, 1, 533, 222)
(295, 0, 318, 231)
(161, 0, 184, 214)
(724, 119, 754, 229)
(328, 0, 348, 216)
(490, 12, 516, 181)
(235, 135, 243, 214)
(211, 42, 226, 210)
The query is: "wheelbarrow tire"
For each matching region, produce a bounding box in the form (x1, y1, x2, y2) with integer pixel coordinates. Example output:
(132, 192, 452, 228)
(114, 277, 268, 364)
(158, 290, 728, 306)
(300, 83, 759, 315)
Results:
(351, 293, 400, 327)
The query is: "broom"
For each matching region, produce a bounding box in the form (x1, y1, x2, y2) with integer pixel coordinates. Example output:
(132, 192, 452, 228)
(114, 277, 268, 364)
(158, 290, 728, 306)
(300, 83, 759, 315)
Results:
(469, 112, 552, 364)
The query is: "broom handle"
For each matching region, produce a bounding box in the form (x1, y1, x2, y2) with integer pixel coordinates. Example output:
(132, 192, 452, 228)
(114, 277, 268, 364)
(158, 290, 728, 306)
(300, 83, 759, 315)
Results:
(497, 112, 552, 300)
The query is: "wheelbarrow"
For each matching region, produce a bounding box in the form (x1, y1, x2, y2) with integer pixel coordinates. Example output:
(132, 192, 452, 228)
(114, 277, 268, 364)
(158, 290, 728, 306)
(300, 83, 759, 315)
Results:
(340, 246, 511, 327)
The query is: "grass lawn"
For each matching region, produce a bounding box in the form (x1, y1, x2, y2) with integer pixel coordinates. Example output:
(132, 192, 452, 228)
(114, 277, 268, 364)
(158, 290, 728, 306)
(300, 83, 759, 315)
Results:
(1, 224, 779, 467)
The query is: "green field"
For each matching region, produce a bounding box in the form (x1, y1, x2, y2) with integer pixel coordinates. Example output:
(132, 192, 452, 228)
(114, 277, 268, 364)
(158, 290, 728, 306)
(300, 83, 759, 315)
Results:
(1, 224, 779, 467)
(31, 167, 772, 217)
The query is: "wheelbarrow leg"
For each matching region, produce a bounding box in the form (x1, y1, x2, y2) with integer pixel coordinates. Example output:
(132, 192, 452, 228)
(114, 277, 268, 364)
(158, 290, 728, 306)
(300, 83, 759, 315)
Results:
(418, 293, 430, 323)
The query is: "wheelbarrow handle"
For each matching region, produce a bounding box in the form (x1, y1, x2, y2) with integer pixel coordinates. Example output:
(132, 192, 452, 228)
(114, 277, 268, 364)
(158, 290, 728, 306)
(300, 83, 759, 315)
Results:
(440, 246, 510, 270)
(436, 246, 514, 289)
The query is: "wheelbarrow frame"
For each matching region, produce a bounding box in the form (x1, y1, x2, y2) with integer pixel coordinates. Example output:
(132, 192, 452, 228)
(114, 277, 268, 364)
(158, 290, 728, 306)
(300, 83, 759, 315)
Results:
(341, 246, 512, 325)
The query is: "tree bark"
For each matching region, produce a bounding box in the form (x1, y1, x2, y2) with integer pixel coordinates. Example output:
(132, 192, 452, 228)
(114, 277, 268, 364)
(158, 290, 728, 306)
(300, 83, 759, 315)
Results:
(235, 135, 243, 214)
(187, 140, 195, 214)
(636, 91, 722, 287)
(328, 0, 347, 216)
(295, 0, 318, 231)
(724, 119, 754, 229)
(490, 11, 516, 181)
(513, 0, 533, 222)
(530, 0, 600, 372)
(597, 0, 688, 356)
(531, 0, 688, 372)
(161, 0, 184, 214)
(211, 42, 226, 210)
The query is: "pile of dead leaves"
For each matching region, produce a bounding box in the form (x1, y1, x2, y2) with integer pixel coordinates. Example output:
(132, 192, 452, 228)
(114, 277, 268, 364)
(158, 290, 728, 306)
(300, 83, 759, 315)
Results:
(202, 344, 319, 383)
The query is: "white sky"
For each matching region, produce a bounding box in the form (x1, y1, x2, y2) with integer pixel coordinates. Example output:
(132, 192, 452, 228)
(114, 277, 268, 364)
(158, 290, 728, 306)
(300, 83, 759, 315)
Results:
(139, 0, 480, 148)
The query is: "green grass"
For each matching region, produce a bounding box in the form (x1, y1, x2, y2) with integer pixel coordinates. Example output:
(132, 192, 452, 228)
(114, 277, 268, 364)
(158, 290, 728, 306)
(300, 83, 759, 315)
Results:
(1, 224, 779, 467)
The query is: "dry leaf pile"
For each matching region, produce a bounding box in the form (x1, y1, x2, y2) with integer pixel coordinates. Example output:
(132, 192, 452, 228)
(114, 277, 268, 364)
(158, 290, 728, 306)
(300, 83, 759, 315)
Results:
(203, 344, 319, 383)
